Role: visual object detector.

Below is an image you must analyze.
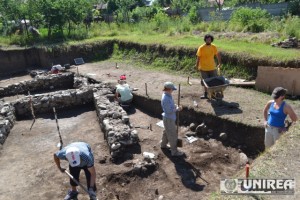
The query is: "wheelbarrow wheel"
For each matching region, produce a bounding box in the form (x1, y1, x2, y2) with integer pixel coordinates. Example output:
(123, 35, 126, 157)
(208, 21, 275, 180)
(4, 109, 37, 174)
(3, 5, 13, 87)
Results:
(215, 92, 223, 106)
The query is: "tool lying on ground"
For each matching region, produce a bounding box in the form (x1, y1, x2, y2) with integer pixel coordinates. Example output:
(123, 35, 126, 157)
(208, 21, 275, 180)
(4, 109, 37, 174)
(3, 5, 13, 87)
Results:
(190, 164, 209, 185)
(65, 170, 99, 200)
(134, 124, 152, 131)
(53, 107, 63, 150)
(28, 91, 36, 130)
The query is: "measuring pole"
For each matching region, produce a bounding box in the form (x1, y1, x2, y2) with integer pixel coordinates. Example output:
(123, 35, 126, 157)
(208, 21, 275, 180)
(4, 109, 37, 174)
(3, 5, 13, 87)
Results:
(53, 107, 63, 150)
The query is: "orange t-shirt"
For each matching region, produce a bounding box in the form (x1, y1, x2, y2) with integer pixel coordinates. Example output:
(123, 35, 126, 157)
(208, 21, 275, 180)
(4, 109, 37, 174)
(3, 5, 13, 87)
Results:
(196, 44, 218, 71)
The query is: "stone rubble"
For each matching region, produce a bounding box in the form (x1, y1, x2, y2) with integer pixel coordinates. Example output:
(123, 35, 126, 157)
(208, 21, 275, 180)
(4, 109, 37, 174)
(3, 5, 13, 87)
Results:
(12, 88, 93, 117)
(93, 83, 139, 160)
(0, 73, 140, 162)
(271, 37, 299, 48)
(0, 73, 74, 97)
(0, 101, 16, 144)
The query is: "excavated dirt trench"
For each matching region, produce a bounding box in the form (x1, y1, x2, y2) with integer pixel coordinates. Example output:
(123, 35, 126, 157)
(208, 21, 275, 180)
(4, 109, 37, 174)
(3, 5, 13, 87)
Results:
(0, 70, 264, 200)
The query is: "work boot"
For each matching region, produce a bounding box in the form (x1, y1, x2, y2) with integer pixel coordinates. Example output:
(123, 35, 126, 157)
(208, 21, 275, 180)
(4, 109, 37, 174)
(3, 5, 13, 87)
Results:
(64, 190, 78, 200)
(200, 92, 208, 99)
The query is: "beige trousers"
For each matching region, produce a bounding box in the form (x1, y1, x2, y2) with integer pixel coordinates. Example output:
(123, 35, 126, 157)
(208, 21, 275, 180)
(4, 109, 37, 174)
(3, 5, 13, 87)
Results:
(265, 125, 284, 148)
(161, 117, 178, 154)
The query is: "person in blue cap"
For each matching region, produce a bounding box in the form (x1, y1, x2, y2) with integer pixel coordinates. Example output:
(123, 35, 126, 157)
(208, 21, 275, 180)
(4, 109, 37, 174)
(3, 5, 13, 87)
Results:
(160, 82, 184, 156)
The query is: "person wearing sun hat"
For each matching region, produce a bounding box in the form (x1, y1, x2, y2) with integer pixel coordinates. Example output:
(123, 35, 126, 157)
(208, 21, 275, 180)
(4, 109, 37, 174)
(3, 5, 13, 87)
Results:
(54, 142, 97, 200)
(263, 87, 298, 148)
(160, 82, 185, 156)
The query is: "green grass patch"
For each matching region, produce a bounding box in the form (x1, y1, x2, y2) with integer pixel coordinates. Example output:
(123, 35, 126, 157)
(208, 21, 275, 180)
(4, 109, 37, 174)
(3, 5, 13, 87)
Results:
(68, 33, 300, 62)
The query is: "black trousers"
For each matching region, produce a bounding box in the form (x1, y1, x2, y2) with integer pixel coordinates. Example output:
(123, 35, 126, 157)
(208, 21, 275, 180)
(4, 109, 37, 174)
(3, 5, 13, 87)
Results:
(69, 165, 96, 191)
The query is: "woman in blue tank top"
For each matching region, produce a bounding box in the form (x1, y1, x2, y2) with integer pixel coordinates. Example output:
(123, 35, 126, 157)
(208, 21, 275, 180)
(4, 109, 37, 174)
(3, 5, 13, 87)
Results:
(263, 87, 298, 149)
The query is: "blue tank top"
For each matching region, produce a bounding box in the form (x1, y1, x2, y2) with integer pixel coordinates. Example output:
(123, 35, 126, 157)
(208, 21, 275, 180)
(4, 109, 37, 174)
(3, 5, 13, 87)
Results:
(268, 101, 287, 128)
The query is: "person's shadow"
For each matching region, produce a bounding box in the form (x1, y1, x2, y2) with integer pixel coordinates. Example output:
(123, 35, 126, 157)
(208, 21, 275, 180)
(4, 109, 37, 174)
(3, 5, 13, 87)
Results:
(161, 149, 206, 191)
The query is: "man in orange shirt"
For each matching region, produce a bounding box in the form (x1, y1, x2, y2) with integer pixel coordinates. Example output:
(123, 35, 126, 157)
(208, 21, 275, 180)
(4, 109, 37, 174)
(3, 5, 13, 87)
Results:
(195, 34, 222, 99)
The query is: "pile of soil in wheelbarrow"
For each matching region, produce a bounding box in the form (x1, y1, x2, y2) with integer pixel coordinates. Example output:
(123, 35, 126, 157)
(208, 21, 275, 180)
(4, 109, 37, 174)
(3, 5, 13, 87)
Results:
(204, 77, 226, 87)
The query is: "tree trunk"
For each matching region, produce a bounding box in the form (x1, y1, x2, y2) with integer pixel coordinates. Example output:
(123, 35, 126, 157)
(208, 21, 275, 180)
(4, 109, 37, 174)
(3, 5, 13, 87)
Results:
(48, 24, 52, 38)
(23, 16, 29, 37)
(68, 20, 71, 36)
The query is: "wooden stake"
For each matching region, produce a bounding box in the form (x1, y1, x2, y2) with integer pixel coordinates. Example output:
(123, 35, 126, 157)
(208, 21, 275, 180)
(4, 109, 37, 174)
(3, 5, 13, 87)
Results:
(28, 91, 36, 130)
(246, 162, 250, 179)
(188, 76, 192, 86)
(291, 80, 296, 96)
(145, 83, 148, 97)
(53, 107, 63, 150)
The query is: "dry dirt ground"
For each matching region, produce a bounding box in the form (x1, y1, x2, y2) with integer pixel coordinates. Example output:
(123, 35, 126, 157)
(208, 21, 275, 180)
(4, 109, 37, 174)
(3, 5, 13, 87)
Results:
(0, 61, 299, 200)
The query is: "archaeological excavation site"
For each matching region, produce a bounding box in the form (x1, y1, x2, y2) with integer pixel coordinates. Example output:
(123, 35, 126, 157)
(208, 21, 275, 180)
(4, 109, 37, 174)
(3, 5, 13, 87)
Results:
(0, 43, 299, 200)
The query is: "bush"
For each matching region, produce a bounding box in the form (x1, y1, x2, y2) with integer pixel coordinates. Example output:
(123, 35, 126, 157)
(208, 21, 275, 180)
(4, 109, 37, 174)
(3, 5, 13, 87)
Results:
(229, 7, 271, 32)
(284, 15, 300, 38)
(131, 6, 157, 22)
(151, 11, 170, 32)
(188, 6, 199, 24)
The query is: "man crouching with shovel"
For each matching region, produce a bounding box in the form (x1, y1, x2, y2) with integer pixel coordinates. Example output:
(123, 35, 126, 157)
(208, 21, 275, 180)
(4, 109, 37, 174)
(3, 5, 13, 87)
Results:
(54, 142, 98, 200)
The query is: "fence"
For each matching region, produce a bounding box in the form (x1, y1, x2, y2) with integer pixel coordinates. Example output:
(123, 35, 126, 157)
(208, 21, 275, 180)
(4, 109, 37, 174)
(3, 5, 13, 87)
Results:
(198, 2, 289, 21)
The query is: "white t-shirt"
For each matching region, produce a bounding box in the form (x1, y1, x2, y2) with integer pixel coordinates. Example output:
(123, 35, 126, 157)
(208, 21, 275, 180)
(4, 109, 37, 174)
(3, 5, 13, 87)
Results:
(116, 84, 133, 102)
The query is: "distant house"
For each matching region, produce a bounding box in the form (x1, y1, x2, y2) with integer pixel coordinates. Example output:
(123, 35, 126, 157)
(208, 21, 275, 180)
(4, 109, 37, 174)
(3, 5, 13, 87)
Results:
(143, 0, 155, 7)
(93, 3, 114, 23)
(94, 3, 108, 10)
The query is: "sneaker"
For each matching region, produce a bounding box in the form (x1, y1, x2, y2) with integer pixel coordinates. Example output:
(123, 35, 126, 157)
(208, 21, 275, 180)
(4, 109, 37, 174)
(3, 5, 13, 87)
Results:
(200, 92, 208, 99)
(171, 151, 184, 157)
(161, 145, 169, 149)
(64, 190, 78, 200)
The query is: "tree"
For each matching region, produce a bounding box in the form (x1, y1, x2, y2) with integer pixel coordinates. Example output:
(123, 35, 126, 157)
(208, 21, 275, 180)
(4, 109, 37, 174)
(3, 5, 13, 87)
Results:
(35, 0, 91, 38)
(0, 0, 28, 35)
(115, 0, 136, 23)
(215, 0, 224, 11)
(60, 0, 90, 36)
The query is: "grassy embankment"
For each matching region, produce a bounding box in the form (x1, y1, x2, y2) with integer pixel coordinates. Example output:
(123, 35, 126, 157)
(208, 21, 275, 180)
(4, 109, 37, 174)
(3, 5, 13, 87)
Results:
(208, 122, 300, 200)
(69, 33, 300, 79)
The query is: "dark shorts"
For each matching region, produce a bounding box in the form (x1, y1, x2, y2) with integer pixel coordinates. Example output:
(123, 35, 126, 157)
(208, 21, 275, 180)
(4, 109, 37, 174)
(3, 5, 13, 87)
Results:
(200, 70, 217, 86)
(69, 165, 96, 191)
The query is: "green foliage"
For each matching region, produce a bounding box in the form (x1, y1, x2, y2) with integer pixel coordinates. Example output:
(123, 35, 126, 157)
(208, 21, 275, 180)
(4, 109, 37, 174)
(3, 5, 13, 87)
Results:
(115, 0, 136, 23)
(151, 11, 171, 32)
(229, 7, 271, 32)
(188, 6, 198, 24)
(112, 43, 196, 74)
(131, 6, 158, 22)
(221, 64, 254, 80)
(283, 15, 300, 38)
